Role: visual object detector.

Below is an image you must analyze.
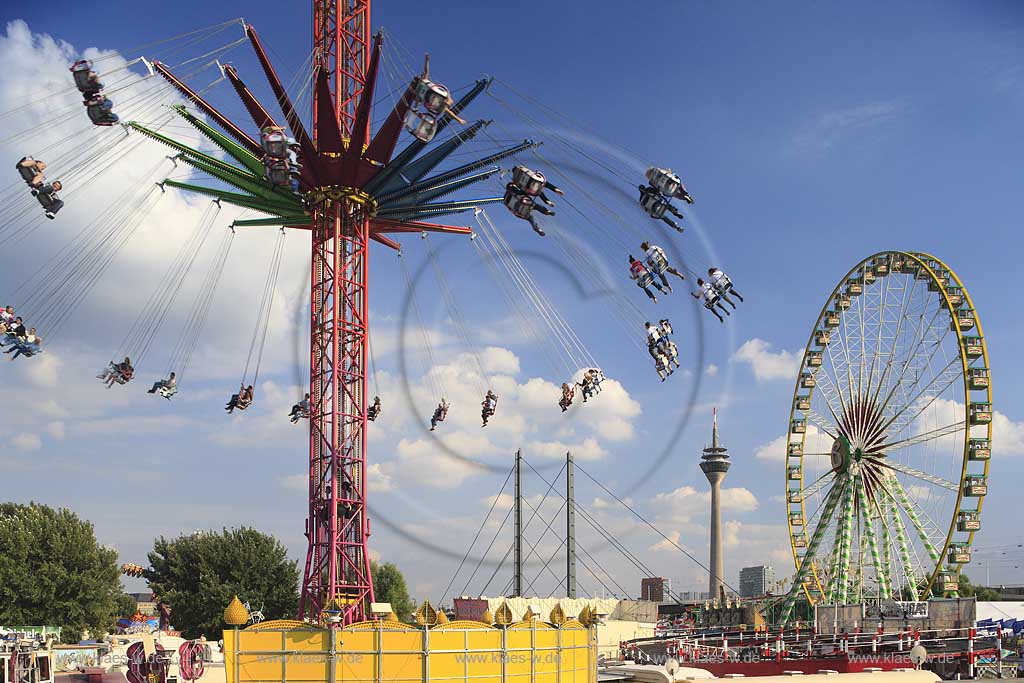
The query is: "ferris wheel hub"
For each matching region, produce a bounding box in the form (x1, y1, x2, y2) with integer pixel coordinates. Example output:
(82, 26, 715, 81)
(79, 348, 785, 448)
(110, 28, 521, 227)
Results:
(830, 435, 851, 473)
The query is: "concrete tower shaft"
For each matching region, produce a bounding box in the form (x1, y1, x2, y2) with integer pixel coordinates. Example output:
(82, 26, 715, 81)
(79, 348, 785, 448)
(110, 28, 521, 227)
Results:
(700, 408, 731, 600)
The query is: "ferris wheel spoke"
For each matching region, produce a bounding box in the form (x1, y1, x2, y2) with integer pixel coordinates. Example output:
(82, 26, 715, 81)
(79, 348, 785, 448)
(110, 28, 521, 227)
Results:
(805, 410, 839, 439)
(873, 267, 920, 406)
(868, 278, 924, 414)
(879, 357, 961, 437)
(876, 303, 947, 419)
(821, 336, 851, 418)
(873, 422, 965, 459)
(803, 469, 837, 499)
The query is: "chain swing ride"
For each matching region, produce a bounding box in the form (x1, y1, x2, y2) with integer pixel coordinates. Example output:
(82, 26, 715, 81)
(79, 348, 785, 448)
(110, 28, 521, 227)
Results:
(0, 0, 988, 627)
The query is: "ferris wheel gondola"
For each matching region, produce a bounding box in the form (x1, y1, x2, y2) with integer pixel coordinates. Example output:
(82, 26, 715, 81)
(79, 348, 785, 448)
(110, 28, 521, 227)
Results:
(778, 251, 992, 624)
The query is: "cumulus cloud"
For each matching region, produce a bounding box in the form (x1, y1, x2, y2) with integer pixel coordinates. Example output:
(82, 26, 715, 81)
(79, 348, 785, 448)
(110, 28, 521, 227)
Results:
(754, 424, 831, 461)
(705, 364, 719, 377)
(392, 434, 490, 489)
(46, 421, 65, 440)
(732, 339, 801, 381)
(367, 463, 394, 492)
(652, 485, 760, 522)
(526, 437, 607, 461)
(12, 433, 42, 452)
(649, 530, 681, 553)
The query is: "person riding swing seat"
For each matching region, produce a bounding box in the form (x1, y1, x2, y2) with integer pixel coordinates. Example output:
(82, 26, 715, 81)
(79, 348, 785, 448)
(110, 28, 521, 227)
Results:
(16, 157, 47, 187)
(630, 255, 667, 303)
(691, 278, 732, 323)
(578, 369, 598, 403)
(147, 372, 177, 399)
(71, 60, 104, 100)
(97, 356, 134, 387)
(559, 383, 575, 412)
(288, 393, 311, 423)
(367, 396, 382, 421)
(429, 398, 450, 431)
(225, 383, 254, 413)
(645, 167, 694, 204)
(504, 183, 554, 237)
(638, 184, 684, 232)
(481, 390, 498, 427)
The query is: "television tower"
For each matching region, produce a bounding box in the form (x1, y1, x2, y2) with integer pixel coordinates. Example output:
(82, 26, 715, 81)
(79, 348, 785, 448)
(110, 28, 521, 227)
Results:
(700, 407, 731, 600)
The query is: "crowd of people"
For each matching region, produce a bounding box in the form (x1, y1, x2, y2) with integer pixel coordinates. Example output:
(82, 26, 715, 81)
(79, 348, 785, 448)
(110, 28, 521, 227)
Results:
(0, 305, 42, 359)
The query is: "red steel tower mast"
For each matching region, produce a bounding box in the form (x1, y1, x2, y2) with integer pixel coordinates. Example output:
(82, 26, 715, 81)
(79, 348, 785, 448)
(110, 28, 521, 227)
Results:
(303, 0, 374, 624)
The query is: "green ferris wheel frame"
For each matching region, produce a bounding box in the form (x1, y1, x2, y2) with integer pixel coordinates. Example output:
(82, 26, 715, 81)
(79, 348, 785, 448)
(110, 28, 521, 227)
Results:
(779, 252, 992, 623)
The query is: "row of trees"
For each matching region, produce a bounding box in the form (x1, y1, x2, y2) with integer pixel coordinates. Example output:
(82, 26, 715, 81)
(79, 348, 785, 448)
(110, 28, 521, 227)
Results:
(0, 503, 413, 641)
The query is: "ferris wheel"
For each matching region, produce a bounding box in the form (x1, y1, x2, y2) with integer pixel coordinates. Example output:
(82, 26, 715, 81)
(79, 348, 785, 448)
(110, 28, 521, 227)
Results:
(778, 252, 992, 623)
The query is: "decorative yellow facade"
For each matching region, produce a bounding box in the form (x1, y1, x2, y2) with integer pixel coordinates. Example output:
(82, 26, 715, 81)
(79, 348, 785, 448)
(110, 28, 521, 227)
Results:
(224, 617, 596, 683)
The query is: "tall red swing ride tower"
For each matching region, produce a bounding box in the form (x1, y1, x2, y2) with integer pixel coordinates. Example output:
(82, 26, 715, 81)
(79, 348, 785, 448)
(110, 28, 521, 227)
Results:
(136, 0, 525, 624)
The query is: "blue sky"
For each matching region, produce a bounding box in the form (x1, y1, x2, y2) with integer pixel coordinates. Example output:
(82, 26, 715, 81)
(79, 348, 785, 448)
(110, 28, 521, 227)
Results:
(1, 0, 1023, 605)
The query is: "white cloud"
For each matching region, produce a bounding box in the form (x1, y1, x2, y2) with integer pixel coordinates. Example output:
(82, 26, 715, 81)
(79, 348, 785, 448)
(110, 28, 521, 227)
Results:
(22, 353, 61, 388)
(705, 364, 719, 377)
(791, 102, 901, 154)
(367, 463, 394, 492)
(46, 421, 65, 440)
(649, 530, 681, 553)
(732, 338, 801, 381)
(754, 424, 831, 461)
(653, 485, 759, 523)
(12, 433, 42, 452)
(485, 493, 515, 511)
(525, 437, 607, 461)
(392, 434, 489, 489)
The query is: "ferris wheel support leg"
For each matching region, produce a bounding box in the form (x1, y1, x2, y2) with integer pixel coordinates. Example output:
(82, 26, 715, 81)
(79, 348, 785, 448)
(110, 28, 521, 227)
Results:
(780, 477, 848, 625)
(880, 481, 920, 601)
(833, 479, 856, 605)
(856, 476, 891, 600)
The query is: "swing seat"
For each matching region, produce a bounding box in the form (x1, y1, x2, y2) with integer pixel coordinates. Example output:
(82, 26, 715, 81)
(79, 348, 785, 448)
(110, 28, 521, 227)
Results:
(404, 109, 438, 142)
(158, 386, 177, 400)
(645, 167, 682, 198)
(647, 251, 669, 275)
(16, 159, 42, 184)
(260, 127, 289, 159)
(503, 192, 533, 218)
(640, 193, 668, 219)
(635, 271, 654, 288)
(71, 60, 103, 94)
(512, 165, 546, 196)
(415, 78, 451, 115)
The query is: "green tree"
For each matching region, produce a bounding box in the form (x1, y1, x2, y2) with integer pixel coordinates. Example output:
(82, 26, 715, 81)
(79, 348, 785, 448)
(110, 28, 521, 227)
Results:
(146, 528, 299, 639)
(115, 592, 139, 618)
(0, 503, 123, 642)
(371, 561, 413, 622)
